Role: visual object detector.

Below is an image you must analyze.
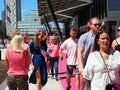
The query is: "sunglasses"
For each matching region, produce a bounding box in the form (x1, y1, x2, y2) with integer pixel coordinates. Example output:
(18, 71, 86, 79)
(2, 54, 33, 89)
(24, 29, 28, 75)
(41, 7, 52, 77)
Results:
(93, 23, 101, 26)
(117, 29, 120, 31)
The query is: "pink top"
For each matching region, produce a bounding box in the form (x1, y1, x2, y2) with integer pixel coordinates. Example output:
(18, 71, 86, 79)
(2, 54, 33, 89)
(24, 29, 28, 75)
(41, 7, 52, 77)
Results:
(7, 47, 27, 76)
(48, 44, 59, 57)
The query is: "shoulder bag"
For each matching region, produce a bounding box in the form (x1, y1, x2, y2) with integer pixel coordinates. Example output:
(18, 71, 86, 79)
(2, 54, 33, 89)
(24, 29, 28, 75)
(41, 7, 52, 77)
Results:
(99, 52, 118, 90)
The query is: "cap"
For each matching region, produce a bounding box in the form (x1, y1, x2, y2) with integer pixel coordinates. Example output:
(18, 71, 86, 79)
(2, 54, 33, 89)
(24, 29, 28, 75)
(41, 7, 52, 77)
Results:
(23, 34, 28, 40)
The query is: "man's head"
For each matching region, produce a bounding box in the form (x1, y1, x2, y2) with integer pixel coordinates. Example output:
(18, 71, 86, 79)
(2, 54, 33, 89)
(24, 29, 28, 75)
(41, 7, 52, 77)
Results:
(89, 17, 101, 34)
(69, 27, 77, 39)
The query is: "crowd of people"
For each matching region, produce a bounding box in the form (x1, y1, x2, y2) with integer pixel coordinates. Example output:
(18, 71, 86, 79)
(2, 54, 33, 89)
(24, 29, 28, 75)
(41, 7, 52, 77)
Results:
(5, 16, 120, 90)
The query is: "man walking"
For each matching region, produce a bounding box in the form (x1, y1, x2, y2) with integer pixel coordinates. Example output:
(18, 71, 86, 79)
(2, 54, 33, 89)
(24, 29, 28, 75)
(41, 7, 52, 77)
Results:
(78, 17, 101, 90)
(59, 27, 80, 90)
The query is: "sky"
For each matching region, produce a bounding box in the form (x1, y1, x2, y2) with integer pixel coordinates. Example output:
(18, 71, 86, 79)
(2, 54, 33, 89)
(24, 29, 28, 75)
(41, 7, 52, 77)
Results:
(0, 0, 37, 20)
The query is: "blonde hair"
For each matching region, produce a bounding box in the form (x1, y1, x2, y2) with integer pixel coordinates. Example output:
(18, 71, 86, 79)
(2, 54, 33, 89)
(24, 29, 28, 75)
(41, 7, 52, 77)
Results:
(10, 34, 24, 51)
(11, 29, 21, 39)
(34, 30, 45, 46)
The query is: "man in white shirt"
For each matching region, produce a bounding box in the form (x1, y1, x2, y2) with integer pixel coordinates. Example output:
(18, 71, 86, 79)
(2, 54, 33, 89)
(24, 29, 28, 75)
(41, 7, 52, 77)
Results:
(59, 27, 80, 90)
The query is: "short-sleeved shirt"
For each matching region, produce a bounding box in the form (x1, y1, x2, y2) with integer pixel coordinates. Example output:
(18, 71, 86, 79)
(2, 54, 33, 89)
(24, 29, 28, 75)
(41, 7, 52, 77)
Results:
(82, 49, 120, 90)
(60, 38, 78, 65)
(78, 31, 95, 66)
(47, 44, 59, 57)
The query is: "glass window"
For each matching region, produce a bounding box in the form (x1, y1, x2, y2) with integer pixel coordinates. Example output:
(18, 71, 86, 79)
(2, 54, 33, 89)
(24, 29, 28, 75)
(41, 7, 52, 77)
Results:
(108, 21, 117, 26)
(108, 0, 120, 11)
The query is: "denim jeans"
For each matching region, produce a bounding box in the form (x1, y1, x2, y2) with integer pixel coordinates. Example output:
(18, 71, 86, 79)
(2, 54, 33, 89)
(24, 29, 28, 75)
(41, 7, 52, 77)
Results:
(86, 80, 91, 90)
(50, 57, 59, 77)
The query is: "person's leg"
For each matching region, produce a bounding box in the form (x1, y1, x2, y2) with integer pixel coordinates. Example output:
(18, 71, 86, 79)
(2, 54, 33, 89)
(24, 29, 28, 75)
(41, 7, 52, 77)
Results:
(54, 57, 59, 80)
(35, 69, 42, 90)
(75, 66, 80, 90)
(7, 76, 17, 90)
(66, 65, 73, 90)
(47, 60, 51, 75)
(17, 75, 28, 90)
(86, 80, 91, 90)
(75, 74, 80, 90)
(81, 78, 87, 90)
(66, 75, 71, 89)
(50, 58, 54, 78)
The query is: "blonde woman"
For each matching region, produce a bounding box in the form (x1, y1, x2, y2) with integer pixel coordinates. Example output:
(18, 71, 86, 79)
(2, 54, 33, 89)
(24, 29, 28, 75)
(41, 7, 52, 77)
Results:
(29, 31, 47, 90)
(5, 33, 30, 90)
(47, 35, 60, 81)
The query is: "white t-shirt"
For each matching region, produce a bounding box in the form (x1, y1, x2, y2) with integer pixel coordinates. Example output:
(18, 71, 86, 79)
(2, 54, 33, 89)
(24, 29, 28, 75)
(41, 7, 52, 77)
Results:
(82, 49, 120, 90)
(60, 38, 78, 65)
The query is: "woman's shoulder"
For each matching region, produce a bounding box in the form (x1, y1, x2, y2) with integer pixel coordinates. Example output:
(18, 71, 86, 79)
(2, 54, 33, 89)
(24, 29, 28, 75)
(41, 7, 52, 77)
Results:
(90, 51, 99, 55)
(87, 51, 99, 60)
(112, 38, 120, 45)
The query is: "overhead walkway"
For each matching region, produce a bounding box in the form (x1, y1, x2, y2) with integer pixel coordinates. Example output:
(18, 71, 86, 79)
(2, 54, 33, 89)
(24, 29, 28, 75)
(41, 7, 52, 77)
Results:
(36, 0, 93, 41)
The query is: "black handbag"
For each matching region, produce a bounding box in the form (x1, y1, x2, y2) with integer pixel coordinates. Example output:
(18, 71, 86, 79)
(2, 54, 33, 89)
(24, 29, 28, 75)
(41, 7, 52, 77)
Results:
(106, 83, 113, 90)
(99, 52, 117, 90)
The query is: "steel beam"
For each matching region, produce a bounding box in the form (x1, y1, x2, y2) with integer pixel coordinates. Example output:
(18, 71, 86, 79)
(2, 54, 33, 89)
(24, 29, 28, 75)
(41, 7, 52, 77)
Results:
(44, 14, 52, 35)
(45, 0, 62, 42)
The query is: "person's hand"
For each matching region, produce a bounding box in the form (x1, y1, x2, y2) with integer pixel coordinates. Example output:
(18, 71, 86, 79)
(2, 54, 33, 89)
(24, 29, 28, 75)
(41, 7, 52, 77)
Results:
(77, 64, 84, 74)
(48, 48, 52, 53)
(31, 64, 34, 70)
(79, 68, 84, 74)
(59, 53, 63, 60)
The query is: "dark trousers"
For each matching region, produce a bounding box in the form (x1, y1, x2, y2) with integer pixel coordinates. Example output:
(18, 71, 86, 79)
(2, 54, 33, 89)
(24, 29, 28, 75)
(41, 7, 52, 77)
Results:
(50, 57, 59, 77)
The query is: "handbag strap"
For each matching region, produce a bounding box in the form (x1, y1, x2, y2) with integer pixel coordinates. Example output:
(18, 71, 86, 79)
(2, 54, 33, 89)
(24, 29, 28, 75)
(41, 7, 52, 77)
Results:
(99, 51, 113, 84)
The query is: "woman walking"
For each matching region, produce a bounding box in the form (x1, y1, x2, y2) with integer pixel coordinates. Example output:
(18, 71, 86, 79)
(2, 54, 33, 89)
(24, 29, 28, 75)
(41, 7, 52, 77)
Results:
(29, 31, 47, 90)
(82, 29, 120, 90)
(5, 33, 30, 90)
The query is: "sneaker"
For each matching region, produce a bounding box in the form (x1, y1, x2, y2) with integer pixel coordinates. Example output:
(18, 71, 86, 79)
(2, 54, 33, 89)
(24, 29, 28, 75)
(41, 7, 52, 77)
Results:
(55, 77, 59, 81)
(51, 76, 54, 79)
(66, 86, 71, 90)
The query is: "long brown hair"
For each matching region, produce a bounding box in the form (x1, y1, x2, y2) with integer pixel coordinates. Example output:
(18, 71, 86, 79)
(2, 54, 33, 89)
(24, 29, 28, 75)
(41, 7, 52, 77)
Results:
(34, 30, 44, 46)
(92, 28, 110, 52)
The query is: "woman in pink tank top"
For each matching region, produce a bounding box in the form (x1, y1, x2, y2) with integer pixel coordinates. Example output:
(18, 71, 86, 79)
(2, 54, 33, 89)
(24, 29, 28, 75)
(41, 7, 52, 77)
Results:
(5, 33, 30, 90)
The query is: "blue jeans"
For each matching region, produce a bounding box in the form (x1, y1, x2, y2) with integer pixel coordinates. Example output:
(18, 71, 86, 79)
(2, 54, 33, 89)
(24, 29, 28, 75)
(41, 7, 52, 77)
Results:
(86, 80, 91, 90)
(50, 57, 59, 77)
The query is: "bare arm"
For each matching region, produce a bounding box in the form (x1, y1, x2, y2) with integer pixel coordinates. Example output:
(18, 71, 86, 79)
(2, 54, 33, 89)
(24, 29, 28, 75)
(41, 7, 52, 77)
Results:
(78, 46, 84, 73)
(59, 47, 63, 60)
(80, 78, 87, 90)
(111, 40, 117, 50)
(78, 46, 88, 90)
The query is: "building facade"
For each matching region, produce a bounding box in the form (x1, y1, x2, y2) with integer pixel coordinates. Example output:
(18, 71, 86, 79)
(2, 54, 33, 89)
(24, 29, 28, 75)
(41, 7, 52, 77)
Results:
(18, 10, 44, 37)
(0, 20, 6, 39)
(5, 0, 21, 36)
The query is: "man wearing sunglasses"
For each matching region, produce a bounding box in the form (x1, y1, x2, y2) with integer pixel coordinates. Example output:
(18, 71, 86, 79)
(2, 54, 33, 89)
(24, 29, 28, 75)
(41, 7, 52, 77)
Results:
(78, 17, 101, 90)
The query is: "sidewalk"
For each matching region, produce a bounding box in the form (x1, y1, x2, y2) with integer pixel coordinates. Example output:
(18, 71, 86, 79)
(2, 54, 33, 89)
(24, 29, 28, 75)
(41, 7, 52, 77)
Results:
(0, 76, 63, 90)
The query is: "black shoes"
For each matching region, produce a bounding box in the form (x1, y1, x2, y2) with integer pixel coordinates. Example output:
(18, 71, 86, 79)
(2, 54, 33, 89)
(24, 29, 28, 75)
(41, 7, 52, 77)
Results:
(66, 86, 71, 90)
(55, 77, 59, 81)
